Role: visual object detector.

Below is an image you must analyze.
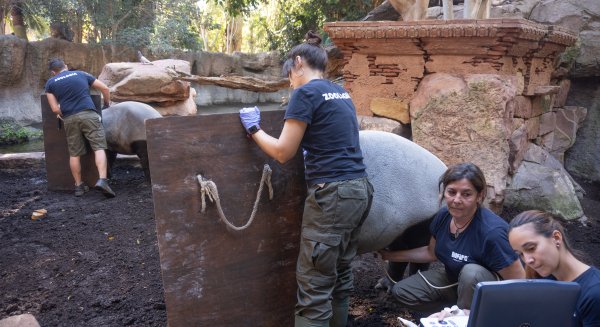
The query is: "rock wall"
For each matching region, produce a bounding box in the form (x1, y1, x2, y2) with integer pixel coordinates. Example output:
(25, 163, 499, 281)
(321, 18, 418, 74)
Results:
(0, 37, 287, 125)
(564, 78, 600, 182)
(410, 74, 518, 212)
(433, 0, 600, 184)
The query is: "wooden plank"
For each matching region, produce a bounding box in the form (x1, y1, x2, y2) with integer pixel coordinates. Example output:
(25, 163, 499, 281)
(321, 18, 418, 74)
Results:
(146, 110, 305, 326)
(41, 94, 101, 191)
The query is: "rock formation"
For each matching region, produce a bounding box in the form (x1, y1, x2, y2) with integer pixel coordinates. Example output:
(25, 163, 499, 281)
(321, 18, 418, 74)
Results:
(98, 59, 196, 116)
(324, 18, 587, 219)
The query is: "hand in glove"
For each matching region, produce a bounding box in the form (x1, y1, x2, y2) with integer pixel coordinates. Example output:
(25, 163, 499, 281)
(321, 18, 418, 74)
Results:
(239, 106, 261, 134)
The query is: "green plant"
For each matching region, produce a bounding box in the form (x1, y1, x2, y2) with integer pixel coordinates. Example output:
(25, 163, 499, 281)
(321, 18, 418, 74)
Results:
(0, 123, 41, 145)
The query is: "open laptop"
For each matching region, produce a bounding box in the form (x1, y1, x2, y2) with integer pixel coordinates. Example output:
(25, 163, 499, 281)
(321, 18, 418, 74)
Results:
(417, 279, 580, 327)
(467, 279, 581, 327)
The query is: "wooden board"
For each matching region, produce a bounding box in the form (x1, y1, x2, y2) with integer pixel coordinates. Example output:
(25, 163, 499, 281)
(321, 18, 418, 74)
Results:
(41, 94, 101, 191)
(146, 110, 305, 326)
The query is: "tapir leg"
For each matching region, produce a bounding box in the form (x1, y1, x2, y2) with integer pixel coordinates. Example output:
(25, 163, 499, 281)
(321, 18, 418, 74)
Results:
(388, 217, 432, 279)
(106, 150, 117, 180)
(131, 141, 151, 182)
(376, 216, 433, 291)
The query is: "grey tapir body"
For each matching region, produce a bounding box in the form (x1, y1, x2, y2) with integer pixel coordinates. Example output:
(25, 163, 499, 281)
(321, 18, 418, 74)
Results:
(357, 131, 447, 283)
(357, 130, 447, 253)
(102, 101, 162, 181)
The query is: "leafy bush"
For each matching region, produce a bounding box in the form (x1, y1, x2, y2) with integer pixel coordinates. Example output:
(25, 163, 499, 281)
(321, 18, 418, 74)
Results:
(0, 121, 43, 146)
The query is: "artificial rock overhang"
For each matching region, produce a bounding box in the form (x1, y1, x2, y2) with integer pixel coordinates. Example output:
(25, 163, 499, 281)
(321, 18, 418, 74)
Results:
(323, 18, 578, 115)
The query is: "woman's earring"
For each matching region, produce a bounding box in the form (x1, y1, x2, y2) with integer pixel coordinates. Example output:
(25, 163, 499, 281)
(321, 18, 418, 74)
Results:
(556, 242, 560, 248)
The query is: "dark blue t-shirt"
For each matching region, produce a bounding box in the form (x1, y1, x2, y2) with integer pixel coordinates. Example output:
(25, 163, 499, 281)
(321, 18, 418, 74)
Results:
(572, 266, 600, 326)
(284, 79, 366, 185)
(45, 70, 97, 117)
(430, 207, 518, 283)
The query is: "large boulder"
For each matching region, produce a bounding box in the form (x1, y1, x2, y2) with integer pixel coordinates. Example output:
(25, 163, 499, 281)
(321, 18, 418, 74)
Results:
(410, 73, 518, 212)
(98, 59, 191, 103)
(505, 144, 584, 220)
(151, 88, 198, 116)
(357, 115, 411, 139)
(538, 106, 587, 163)
(518, 0, 600, 78)
(565, 79, 600, 182)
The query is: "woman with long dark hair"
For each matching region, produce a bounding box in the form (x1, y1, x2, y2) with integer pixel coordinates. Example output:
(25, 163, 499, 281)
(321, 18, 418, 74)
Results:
(509, 210, 600, 326)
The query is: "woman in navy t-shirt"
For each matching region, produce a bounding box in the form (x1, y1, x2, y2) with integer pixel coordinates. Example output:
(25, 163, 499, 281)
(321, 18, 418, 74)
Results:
(509, 210, 600, 327)
(239, 31, 373, 327)
(380, 162, 524, 313)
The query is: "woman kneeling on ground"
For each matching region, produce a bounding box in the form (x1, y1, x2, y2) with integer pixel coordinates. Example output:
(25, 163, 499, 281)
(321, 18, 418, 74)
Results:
(379, 162, 525, 314)
(509, 210, 600, 326)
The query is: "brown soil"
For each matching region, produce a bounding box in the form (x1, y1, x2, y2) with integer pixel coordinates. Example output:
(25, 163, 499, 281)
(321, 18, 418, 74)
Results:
(1, 163, 599, 326)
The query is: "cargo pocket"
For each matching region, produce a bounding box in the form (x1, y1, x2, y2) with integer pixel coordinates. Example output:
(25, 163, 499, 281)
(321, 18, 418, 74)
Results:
(301, 228, 341, 286)
(335, 183, 369, 228)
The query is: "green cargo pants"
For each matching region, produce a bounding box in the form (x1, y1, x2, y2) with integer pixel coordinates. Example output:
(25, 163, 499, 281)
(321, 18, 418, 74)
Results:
(295, 176, 373, 326)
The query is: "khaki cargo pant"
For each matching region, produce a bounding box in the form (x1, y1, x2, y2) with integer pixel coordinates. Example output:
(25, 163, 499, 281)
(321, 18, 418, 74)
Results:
(295, 176, 374, 321)
(63, 110, 107, 157)
(392, 263, 498, 313)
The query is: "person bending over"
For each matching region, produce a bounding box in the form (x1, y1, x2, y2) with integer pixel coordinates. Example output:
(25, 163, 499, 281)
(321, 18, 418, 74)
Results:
(379, 162, 524, 314)
(239, 31, 374, 327)
(509, 210, 600, 327)
(45, 58, 115, 198)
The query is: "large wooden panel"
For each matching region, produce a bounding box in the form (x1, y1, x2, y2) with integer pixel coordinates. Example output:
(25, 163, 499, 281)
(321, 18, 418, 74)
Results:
(146, 110, 305, 326)
(41, 94, 101, 191)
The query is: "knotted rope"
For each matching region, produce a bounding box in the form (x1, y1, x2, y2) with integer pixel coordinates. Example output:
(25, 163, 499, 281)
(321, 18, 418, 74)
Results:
(197, 164, 273, 231)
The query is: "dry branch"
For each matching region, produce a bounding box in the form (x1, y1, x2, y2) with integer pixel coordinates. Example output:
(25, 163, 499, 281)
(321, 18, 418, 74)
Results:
(174, 72, 290, 93)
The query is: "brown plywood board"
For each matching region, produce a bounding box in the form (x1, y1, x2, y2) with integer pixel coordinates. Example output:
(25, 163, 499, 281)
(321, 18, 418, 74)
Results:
(146, 110, 305, 326)
(41, 94, 101, 191)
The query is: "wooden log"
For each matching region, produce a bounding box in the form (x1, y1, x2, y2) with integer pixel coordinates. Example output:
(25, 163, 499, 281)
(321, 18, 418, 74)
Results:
(175, 74, 290, 92)
(146, 111, 305, 326)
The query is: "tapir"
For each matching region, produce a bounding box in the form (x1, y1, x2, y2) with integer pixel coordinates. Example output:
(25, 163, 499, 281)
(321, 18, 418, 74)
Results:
(357, 130, 447, 283)
(102, 101, 162, 181)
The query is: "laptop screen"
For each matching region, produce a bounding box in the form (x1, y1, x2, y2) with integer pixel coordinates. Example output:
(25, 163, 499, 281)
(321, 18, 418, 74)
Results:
(467, 279, 581, 327)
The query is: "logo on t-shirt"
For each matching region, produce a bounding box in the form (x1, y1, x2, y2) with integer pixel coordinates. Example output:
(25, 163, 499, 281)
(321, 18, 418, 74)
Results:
(451, 251, 469, 262)
(322, 92, 351, 101)
(52, 72, 78, 82)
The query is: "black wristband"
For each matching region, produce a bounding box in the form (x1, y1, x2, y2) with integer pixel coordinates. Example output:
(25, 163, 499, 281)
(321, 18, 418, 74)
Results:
(248, 125, 260, 134)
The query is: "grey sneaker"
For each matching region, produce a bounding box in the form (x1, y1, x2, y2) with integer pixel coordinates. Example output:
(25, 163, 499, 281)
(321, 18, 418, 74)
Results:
(74, 183, 89, 197)
(94, 178, 116, 198)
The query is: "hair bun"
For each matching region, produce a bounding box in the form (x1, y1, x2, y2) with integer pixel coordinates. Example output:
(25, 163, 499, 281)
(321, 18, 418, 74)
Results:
(304, 31, 322, 47)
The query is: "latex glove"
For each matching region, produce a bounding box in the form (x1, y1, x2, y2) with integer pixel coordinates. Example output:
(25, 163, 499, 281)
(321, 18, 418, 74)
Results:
(239, 106, 261, 134)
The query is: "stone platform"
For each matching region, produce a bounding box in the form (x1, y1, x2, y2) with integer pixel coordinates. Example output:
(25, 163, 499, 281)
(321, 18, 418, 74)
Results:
(324, 18, 577, 116)
(324, 18, 583, 216)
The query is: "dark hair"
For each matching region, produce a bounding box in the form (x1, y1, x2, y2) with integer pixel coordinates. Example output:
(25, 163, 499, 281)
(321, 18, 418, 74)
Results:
(48, 58, 66, 73)
(282, 31, 328, 77)
(509, 210, 584, 261)
(438, 162, 487, 205)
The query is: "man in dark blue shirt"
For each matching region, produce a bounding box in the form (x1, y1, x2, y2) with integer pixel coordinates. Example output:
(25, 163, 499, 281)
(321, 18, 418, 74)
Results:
(45, 58, 115, 198)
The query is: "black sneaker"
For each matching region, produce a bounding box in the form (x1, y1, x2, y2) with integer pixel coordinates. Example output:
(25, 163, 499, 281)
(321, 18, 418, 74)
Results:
(74, 183, 89, 197)
(94, 178, 116, 198)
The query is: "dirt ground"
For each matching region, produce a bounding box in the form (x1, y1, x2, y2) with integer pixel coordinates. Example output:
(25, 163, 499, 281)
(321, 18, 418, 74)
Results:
(1, 162, 599, 327)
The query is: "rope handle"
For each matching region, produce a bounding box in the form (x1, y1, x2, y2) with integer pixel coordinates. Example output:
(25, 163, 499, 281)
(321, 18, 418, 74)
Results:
(197, 164, 273, 232)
